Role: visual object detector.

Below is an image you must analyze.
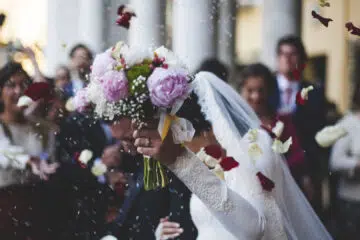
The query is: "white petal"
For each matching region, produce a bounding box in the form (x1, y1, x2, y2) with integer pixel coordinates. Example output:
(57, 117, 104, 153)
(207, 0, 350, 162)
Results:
(300, 86, 314, 100)
(315, 125, 347, 147)
(79, 149, 93, 165)
(196, 148, 220, 168)
(17, 96, 34, 108)
(248, 143, 263, 157)
(272, 137, 292, 154)
(65, 97, 75, 112)
(272, 121, 284, 138)
(91, 160, 107, 176)
(212, 164, 225, 180)
(100, 235, 118, 240)
(247, 129, 258, 142)
(111, 41, 125, 61)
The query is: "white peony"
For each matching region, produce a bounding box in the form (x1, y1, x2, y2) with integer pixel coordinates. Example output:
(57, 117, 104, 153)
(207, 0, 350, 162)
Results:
(154, 46, 188, 70)
(272, 137, 292, 154)
(272, 121, 284, 138)
(315, 125, 347, 147)
(17, 95, 34, 108)
(120, 44, 152, 67)
(79, 149, 93, 165)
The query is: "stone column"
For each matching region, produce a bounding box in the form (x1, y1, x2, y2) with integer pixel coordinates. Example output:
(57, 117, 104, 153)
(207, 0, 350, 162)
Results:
(128, 0, 166, 48)
(172, 0, 217, 72)
(217, 0, 236, 73)
(261, 0, 301, 70)
(78, 0, 105, 53)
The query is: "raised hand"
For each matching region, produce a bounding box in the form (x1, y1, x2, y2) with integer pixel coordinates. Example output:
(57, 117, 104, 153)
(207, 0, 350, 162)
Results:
(29, 157, 59, 180)
(155, 217, 184, 240)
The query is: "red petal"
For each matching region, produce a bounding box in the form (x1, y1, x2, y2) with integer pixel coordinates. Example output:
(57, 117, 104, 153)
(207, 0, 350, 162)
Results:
(295, 91, 305, 105)
(24, 82, 53, 102)
(117, 5, 125, 15)
(346, 22, 354, 31)
(220, 157, 239, 171)
(204, 145, 223, 159)
(256, 172, 275, 192)
(73, 152, 86, 168)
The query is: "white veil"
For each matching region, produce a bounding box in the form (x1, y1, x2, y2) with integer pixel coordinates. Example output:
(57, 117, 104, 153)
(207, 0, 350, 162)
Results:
(192, 71, 332, 240)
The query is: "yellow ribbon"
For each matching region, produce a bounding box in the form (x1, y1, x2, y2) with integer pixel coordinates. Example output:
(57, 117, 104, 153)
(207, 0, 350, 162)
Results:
(161, 114, 178, 141)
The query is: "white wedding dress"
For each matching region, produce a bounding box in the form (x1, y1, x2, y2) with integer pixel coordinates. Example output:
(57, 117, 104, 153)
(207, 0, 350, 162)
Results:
(168, 129, 286, 240)
(160, 72, 332, 240)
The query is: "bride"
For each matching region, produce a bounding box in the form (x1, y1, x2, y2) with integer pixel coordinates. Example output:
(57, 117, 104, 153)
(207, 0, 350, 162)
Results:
(132, 72, 332, 240)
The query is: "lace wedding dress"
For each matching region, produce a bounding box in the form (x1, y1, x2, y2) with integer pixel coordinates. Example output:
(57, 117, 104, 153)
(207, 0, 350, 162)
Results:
(168, 130, 287, 240)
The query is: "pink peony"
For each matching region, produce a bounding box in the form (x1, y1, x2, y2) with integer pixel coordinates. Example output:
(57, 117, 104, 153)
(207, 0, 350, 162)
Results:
(91, 51, 117, 78)
(147, 68, 189, 108)
(101, 70, 129, 102)
(73, 88, 89, 112)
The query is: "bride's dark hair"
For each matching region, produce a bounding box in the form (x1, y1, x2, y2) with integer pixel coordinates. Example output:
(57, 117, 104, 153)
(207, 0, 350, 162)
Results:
(176, 92, 211, 136)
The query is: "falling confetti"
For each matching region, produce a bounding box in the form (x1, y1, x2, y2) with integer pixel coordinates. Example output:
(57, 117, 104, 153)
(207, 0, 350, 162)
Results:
(319, 0, 330, 7)
(296, 86, 314, 106)
(345, 22, 360, 36)
(116, 5, 136, 29)
(311, 10, 333, 27)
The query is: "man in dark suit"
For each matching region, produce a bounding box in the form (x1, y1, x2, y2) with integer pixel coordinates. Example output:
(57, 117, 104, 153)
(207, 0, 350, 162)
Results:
(104, 118, 197, 240)
(47, 111, 120, 239)
(272, 35, 327, 215)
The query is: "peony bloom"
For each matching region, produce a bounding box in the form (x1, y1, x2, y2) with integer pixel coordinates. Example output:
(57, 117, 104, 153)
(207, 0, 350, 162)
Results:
(91, 50, 117, 78)
(73, 88, 89, 112)
(315, 125, 347, 147)
(147, 68, 190, 108)
(101, 70, 129, 102)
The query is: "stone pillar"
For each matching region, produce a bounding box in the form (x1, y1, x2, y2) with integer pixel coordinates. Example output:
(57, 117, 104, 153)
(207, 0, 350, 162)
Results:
(78, 0, 105, 53)
(128, 0, 166, 48)
(172, 0, 217, 72)
(217, 0, 236, 73)
(261, 0, 301, 70)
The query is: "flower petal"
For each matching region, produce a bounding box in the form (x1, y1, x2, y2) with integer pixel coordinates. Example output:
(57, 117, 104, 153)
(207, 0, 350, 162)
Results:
(315, 125, 347, 147)
(256, 172, 275, 192)
(79, 149, 93, 165)
(91, 160, 107, 176)
(248, 143, 263, 158)
(212, 164, 225, 180)
(272, 121, 284, 138)
(204, 145, 223, 159)
(17, 95, 34, 108)
(271, 137, 292, 154)
(247, 129, 258, 142)
(219, 157, 239, 171)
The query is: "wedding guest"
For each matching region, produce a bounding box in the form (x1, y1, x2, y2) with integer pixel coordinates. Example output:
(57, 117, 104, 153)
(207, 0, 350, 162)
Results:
(103, 118, 197, 240)
(68, 43, 93, 93)
(54, 65, 73, 98)
(273, 35, 327, 213)
(238, 63, 313, 199)
(330, 80, 360, 239)
(0, 61, 58, 238)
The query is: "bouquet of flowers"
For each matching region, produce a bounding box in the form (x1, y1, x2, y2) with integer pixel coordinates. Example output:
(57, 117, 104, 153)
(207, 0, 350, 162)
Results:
(74, 42, 195, 190)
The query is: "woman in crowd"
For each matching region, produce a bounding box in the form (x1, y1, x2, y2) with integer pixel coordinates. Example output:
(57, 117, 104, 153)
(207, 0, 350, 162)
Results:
(238, 63, 313, 198)
(330, 80, 360, 239)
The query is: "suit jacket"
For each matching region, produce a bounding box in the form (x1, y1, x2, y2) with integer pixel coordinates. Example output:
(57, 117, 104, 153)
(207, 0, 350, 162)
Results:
(272, 79, 327, 175)
(47, 112, 117, 239)
(108, 156, 198, 240)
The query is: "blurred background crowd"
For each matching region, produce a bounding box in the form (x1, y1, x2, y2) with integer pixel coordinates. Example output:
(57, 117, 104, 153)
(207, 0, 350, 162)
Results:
(0, 0, 359, 239)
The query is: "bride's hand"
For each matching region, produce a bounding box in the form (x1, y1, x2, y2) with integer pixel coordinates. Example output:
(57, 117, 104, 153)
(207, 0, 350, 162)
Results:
(155, 217, 184, 240)
(133, 124, 184, 166)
